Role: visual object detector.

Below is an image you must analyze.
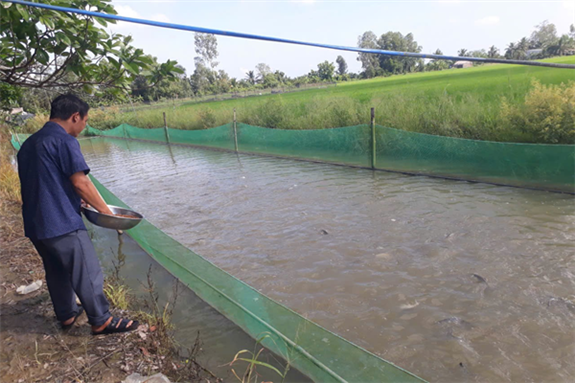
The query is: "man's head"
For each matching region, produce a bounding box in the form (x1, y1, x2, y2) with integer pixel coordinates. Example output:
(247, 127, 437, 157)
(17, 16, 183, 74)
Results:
(49, 94, 90, 137)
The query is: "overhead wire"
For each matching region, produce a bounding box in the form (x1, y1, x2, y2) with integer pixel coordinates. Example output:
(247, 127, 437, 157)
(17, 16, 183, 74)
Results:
(3, 0, 575, 69)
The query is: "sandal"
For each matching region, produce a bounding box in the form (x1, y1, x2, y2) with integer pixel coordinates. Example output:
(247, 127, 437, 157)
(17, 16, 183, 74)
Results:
(92, 317, 139, 335)
(61, 306, 84, 330)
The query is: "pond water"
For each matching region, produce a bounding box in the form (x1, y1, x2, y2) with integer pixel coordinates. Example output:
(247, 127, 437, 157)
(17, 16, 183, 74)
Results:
(83, 137, 575, 382)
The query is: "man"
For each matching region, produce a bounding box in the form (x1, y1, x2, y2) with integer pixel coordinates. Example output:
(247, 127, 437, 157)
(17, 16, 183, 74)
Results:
(17, 94, 138, 335)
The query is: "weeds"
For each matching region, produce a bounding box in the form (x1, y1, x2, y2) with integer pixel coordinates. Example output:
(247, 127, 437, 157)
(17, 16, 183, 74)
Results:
(0, 127, 21, 215)
(134, 265, 179, 357)
(227, 333, 290, 383)
(103, 281, 131, 311)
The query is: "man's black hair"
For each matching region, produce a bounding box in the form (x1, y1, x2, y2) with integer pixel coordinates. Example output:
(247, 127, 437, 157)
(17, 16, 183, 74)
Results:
(49, 94, 90, 120)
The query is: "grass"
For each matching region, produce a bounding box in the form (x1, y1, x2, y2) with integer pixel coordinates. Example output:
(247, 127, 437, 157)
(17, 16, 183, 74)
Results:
(103, 278, 131, 311)
(0, 128, 21, 212)
(228, 333, 290, 383)
(83, 56, 575, 143)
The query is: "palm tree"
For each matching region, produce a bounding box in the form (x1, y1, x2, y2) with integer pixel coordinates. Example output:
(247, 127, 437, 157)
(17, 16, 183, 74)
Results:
(457, 48, 468, 57)
(245, 70, 256, 85)
(488, 45, 499, 58)
(516, 37, 529, 59)
(505, 43, 516, 59)
(547, 35, 575, 56)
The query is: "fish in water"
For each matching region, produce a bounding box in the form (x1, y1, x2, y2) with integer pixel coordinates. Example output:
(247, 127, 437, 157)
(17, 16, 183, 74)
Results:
(471, 273, 488, 285)
(437, 317, 474, 340)
(400, 301, 419, 310)
(437, 317, 474, 330)
(546, 297, 575, 315)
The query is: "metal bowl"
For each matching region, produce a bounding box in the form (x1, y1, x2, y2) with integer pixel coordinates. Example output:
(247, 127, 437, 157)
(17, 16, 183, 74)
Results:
(82, 204, 143, 230)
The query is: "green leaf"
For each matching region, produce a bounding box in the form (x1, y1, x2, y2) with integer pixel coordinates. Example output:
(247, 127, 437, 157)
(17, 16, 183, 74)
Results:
(36, 50, 49, 65)
(15, 5, 30, 20)
(40, 16, 55, 29)
(122, 61, 138, 75)
(1, 2, 12, 8)
(83, 84, 95, 95)
(55, 32, 71, 46)
(235, 358, 285, 377)
(107, 56, 119, 67)
(95, 17, 108, 27)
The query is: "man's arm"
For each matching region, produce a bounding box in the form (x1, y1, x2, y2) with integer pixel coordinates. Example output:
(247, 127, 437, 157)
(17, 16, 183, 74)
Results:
(70, 172, 114, 215)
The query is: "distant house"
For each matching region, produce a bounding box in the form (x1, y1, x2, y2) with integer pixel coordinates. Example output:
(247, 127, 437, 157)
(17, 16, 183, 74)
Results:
(526, 49, 543, 58)
(452, 60, 473, 69)
(5, 107, 35, 125)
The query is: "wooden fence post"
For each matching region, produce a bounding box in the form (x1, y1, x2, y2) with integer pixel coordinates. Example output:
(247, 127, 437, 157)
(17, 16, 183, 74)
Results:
(233, 108, 239, 153)
(371, 107, 376, 169)
(163, 112, 170, 144)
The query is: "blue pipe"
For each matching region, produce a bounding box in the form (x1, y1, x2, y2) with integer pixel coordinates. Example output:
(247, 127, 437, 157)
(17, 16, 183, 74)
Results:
(3, 0, 574, 69)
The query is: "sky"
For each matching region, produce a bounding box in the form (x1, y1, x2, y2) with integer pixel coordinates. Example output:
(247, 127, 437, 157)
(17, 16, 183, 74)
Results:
(106, 0, 575, 79)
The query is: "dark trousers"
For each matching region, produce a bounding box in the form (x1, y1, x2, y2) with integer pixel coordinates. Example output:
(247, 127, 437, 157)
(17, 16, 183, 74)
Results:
(31, 230, 111, 326)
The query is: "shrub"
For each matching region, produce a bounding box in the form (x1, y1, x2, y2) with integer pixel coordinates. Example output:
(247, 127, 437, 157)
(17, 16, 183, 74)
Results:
(500, 80, 575, 144)
(197, 108, 217, 129)
(21, 113, 48, 133)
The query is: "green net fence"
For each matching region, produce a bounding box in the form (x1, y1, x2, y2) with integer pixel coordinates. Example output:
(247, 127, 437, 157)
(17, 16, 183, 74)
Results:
(85, 123, 575, 193)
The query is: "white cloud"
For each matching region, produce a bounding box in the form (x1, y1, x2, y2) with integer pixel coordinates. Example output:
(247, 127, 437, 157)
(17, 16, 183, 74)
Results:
(151, 14, 170, 23)
(115, 5, 140, 19)
(109, 5, 141, 31)
(475, 16, 500, 26)
(109, 6, 169, 31)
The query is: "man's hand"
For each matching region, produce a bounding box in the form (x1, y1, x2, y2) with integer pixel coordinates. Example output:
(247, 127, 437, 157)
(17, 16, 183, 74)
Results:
(70, 172, 113, 215)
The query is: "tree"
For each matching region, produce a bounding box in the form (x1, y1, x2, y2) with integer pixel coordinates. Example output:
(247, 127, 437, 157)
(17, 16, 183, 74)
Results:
(336, 55, 348, 75)
(377, 32, 422, 74)
(189, 60, 214, 96)
(545, 35, 575, 56)
(0, 0, 182, 98)
(570, 24, 575, 39)
(317, 61, 335, 81)
(505, 42, 516, 59)
(255, 63, 271, 82)
(132, 59, 190, 102)
(516, 37, 530, 59)
(194, 33, 219, 68)
(0, 82, 22, 109)
(457, 49, 468, 57)
(426, 49, 449, 71)
(245, 70, 256, 85)
(529, 20, 558, 49)
(488, 45, 500, 58)
(357, 31, 380, 78)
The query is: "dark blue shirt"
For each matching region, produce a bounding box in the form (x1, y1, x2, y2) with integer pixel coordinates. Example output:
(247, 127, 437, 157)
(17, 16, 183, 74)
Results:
(17, 122, 90, 240)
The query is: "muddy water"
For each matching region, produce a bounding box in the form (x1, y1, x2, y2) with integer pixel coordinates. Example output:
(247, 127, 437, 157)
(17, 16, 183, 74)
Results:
(87, 222, 310, 382)
(82, 137, 575, 382)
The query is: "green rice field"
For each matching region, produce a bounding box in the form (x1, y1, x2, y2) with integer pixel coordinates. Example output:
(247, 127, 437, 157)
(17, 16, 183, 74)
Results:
(90, 56, 575, 143)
